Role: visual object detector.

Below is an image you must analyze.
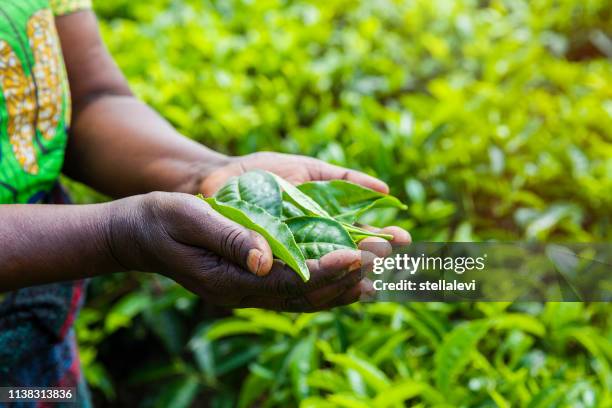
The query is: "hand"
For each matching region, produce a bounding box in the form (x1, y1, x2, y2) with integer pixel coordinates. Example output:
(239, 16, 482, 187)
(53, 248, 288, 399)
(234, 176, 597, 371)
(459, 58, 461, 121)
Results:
(200, 152, 390, 196)
(199, 150, 412, 248)
(107, 192, 404, 311)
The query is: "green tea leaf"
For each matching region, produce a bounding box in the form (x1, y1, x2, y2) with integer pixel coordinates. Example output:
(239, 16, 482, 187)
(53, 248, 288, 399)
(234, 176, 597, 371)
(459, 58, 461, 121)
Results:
(300, 397, 338, 408)
(286, 216, 356, 259)
(327, 393, 372, 408)
(489, 313, 546, 337)
(282, 200, 305, 219)
(267, 172, 330, 217)
(341, 223, 394, 241)
(434, 320, 490, 394)
(203, 197, 310, 281)
(306, 370, 350, 393)
(326, 353, 390, 392)
(155, 376, 200, 408)
(234, 309, 297, 336)
(372, 380, 430, 407)
(216, 345, 263, 376)
(289, 333, 317, 400)
(215, 170, 282, 217)
(204, 319, 264, 340)
(238, 372, 273, 408)
(298, 180, 407, 223)
(527, 384, 567, 408)
(105, 292, 151, 333)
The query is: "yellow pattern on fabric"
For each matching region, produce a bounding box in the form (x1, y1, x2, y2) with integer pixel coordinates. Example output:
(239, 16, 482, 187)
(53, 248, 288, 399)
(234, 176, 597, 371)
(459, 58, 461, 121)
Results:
(0, 40, 39, 174)
(28, 9, 67, 139)
(49, 0, 92, 16)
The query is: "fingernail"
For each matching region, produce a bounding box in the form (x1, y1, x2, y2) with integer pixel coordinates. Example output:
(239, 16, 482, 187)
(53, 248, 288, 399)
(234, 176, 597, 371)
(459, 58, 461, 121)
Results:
(247, 249, 264, 276)
(348, 260, 362, 273)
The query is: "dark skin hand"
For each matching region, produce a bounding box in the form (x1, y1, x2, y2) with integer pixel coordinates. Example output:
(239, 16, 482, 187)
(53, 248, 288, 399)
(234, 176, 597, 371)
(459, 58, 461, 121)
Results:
(0, 192, 406, 311)
(0, 10, 412, 312)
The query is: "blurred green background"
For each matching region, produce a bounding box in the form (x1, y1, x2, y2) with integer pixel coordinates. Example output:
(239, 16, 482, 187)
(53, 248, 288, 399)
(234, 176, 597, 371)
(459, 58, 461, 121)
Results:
(70, 0, 611, 406)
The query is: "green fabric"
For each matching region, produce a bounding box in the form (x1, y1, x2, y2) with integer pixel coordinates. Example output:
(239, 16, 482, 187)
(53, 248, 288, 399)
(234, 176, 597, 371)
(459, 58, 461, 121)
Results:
(0, 0, 72, 204)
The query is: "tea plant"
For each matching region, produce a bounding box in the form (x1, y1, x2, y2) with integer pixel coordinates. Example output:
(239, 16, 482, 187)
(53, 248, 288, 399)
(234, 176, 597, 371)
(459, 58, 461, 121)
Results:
(71, 0, 612, 406)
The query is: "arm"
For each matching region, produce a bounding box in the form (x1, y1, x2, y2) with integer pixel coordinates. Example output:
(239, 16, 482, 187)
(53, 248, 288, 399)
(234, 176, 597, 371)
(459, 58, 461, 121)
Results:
(0, 202, 122, 290)
(1, 192, 372, 311)
(57, 11, 228, 198)
(57, 11, 389, 198)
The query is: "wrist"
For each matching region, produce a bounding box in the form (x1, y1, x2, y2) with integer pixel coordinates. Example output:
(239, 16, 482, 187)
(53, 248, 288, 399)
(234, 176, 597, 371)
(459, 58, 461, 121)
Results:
(173, 154, 233, 195)
(103, 196, 145, 272)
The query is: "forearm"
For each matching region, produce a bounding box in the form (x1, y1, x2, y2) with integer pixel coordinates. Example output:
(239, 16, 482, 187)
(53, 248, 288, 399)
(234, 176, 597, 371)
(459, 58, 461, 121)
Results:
(0, 202, 124, 291)
(57, 11, 229, 198)
(64, 95, 229, 198)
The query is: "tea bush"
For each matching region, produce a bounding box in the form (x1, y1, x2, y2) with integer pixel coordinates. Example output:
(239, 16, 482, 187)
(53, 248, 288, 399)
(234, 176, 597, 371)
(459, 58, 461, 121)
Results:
(73, 0, 612, 406)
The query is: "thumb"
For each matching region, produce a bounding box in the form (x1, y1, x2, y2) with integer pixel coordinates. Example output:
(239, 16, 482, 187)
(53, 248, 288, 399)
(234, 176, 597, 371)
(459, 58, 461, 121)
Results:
(177, 198, 274, 276)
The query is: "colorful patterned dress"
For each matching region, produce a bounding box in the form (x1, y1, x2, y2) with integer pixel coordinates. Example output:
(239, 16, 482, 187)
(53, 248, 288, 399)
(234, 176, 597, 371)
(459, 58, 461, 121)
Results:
(0, 1, 92, 407)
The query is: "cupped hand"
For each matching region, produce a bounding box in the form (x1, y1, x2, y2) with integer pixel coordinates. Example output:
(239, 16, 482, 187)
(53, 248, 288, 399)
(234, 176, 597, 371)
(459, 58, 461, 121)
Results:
(199, 151, 412, 252)
(200, 152, 390, 196)
(109, 192, 408, 311)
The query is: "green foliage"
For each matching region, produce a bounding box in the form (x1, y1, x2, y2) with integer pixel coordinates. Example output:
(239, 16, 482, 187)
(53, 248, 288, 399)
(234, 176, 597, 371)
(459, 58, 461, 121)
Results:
(434, 319, 490, 394)
(92, 0, 612, 242)
(72, 0, 612, 406)
(182, 303, 610, 407)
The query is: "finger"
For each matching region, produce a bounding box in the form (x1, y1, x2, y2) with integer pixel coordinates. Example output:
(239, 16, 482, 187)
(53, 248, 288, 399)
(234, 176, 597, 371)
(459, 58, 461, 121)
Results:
(305, 250, 378, 307)
(331, 285, 361, 308)
(358, 278, 376, 300)
(381, 226, 412, 244)
(306, 249, 362, 282)
(240, 292, 331, 312)
(201, 251, 372, 311)
(308, 160, 389, 194)
(358, 224, 412, 245)
(296, 277, 371, 312)
(221, 249, 362, 299)
(304, 269, 363, 307)
(176, 198, 274, 276)
(238, 295, 299, 311)
(332, 279, 374, 307)
(321, 280, 371, 310)
(240, 271, 365, 312)
(358, 237, 392, 257)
